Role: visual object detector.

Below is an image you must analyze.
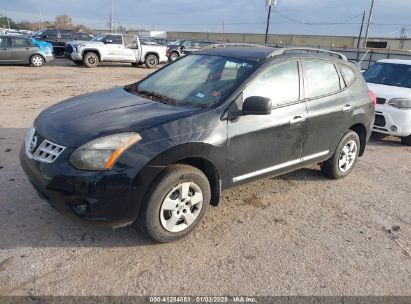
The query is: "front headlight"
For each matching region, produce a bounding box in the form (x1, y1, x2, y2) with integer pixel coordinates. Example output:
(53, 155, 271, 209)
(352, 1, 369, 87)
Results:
(388, 98, 411, 110)
(70, 133, 141, 170)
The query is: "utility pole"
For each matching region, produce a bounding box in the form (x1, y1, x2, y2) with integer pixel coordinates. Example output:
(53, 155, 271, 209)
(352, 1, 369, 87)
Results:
(39, 11, 43, 30)
(6, 12, 10, 29)
(109, 0, 114, 32)
(221, 20, 225, 41)
(356, 11, 365, 49)
(363, 0, 376, 48)
(265, 0, 277, 44)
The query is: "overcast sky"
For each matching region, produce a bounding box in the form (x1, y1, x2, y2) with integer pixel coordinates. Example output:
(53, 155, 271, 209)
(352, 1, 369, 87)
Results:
(1, 0, 410, 37)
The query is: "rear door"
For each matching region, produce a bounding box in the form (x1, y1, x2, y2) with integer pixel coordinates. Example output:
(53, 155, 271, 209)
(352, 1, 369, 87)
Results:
(228, 60, 308, 183)
(301, 59, 356, 159)
(9, 37, 33, 63)
(0, 37, 10, 62)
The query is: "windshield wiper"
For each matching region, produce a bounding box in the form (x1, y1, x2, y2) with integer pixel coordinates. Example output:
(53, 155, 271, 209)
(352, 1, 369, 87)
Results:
(124, 84, 178, 105)
(137, 90, 178, 105)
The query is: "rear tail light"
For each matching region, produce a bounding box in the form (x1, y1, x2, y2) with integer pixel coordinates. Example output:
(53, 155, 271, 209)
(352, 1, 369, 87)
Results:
(368, 90, 377, 108)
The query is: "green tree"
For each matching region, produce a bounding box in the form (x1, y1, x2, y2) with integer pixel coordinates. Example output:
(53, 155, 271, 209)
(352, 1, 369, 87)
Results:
(0, 14, 17, 28)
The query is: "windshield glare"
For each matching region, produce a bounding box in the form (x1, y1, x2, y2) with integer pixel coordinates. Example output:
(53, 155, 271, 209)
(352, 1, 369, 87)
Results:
(91, 34, 108, 42)
(363, 62, 411, 88)
(130, 55, 256, 107)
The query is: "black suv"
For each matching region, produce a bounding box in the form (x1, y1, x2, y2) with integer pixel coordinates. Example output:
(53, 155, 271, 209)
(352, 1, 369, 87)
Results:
(167, 39, 216, 61)
(20, 46, 375, 243)
(33, 28, 93, 56)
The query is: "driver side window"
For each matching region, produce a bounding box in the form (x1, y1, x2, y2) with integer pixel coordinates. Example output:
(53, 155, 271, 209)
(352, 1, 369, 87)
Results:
(243, 60, 300, 108)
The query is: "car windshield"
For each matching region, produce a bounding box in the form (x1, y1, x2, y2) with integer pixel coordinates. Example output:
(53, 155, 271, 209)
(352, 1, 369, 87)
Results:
(168, 40, 183, 46)
(34, 29, 47, 36)
(91, 34, 108, 42)
(125, 54, 256, 108)
(363, 62, 411, 88)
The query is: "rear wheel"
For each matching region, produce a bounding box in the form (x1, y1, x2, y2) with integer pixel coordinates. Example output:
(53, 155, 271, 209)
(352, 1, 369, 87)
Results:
(30, 54, 44, 67)
(145, 54, 159, 69)
(136, 164, 210, 243)
(83, 52, 99, 68)
(168, 52, 180, 62)
(401, 135, 411, 146)
(321, 131, 360, 179)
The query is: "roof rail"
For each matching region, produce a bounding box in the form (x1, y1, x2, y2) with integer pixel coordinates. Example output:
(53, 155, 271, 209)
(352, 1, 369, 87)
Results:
(201, 42, 268, 50)
(269, 47, 348, 61)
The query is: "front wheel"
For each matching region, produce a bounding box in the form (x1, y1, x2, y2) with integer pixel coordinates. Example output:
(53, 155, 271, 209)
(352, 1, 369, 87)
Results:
(83, 52, 99, 68)
(30, 54, 44, 67)
(136, 165, 210, 243)
(321, 131, 360, 179)
(145, 54, 159, 69)
(400, 135, 411, 146)
(168, 52, 180, 62)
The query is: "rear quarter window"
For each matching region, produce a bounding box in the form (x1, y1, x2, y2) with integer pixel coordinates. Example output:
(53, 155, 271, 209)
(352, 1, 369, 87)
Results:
(340, 65, 356, 87)
(303, 61, 341, 98)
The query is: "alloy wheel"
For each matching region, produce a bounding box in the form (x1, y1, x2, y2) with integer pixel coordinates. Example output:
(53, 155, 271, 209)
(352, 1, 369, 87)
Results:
(160, 182, 203, 233)
(338, 140, 357, 173)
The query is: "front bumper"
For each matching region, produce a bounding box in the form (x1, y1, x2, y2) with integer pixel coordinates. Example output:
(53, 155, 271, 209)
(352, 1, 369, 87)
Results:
(64, 51, 82, 61)
(373, 106, 411, 137)
(19, 144, 161, 228)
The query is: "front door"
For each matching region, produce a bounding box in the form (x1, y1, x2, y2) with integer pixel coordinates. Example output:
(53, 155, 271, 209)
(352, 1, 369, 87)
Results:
(228, 60, 307, 183)
(104, 35, 124, 61)
(0, 37, 10, 62)
(301, 60, 356, 158)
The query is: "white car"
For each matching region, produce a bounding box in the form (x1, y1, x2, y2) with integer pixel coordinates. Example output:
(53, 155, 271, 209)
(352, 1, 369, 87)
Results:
(364, 59, 411, 145)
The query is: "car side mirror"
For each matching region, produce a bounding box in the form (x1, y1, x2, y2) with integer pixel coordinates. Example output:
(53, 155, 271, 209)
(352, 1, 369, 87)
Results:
(105, 39, 113, 44)
(242, 96, 272, 115)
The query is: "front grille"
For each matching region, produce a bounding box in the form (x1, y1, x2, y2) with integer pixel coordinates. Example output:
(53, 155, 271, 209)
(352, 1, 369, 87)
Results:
(376, 97, 386, 105)
(25, 128, 66, 163)
(65, 44, 73, 54)
(374, 114, 386, 127)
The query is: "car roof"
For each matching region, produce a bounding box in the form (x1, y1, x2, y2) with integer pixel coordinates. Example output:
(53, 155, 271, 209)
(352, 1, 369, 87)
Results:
(378, 59, 411, 66)
(197, 46, 346, 63)
(197, 46, 277, 62)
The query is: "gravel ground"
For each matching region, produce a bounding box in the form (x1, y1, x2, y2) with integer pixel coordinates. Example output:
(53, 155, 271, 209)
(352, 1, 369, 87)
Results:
(0, 59, 410, 296)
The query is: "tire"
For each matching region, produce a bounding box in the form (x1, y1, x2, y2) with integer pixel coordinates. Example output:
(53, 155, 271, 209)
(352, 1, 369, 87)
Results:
(136, 164, 211, 243)
(401, 135, 411, 146)
(73, 60, 83, 66)
(321, 131, 360, 179)
(30, 54, 44, 67)
(83, 52, 99, 68)
(168, 52, 180, 62)
(145, 54, 159, 69)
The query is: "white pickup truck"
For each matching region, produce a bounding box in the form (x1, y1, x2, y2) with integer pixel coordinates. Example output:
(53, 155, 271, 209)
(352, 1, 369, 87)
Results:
(64, 33, 168, 68)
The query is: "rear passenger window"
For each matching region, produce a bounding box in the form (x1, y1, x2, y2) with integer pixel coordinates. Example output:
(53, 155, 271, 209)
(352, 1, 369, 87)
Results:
(303, 61, 341, 98)
(340, 65, 356, 86)
(11, 37, 28, 47)
(244, 60, 300, 107)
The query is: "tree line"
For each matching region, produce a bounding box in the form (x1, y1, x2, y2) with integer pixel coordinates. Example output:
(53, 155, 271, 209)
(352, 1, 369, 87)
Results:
(0, 14, 91, 33)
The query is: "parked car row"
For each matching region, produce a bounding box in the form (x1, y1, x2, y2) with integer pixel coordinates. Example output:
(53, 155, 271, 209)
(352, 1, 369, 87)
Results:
(33, 28, 93, 56)
(167, 39, 216, 62)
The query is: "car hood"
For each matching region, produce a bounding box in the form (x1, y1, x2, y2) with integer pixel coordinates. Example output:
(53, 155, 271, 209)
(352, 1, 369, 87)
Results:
(367, 82, 411, 100)
(34, 87, 201, 147)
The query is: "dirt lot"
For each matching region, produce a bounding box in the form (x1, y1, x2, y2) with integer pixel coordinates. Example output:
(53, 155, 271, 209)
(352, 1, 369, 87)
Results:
(0, 59, 410, 296)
